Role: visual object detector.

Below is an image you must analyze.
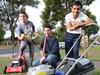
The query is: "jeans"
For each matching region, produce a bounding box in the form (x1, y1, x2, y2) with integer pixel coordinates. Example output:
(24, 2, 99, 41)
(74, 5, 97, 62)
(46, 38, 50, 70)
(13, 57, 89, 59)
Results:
(32, 54, 60, 68)
(19, 40, 34, 65)
(65, 32, 81, 59)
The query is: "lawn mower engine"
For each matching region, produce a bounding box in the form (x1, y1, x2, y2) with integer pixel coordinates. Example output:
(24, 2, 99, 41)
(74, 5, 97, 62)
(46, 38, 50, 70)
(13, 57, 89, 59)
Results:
(4, 54, 28, 74)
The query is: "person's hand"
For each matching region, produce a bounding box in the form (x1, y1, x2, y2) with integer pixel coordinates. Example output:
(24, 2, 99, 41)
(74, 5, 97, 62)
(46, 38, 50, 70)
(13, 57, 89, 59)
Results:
(21, 34, 25, 40)
(68, 21, 73, 27)
(32, 32, 38, 40)
(76, 20, 85, 27)
(40, 56, 45, 64)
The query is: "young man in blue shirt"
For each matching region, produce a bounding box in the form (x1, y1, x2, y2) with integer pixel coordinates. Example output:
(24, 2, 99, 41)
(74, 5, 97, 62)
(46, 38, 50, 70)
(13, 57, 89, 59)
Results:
(15, 11, 36, 66)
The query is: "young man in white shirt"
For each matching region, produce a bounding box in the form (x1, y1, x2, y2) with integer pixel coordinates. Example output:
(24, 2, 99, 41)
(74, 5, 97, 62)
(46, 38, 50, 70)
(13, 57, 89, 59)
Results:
(65, 1, 94, 59)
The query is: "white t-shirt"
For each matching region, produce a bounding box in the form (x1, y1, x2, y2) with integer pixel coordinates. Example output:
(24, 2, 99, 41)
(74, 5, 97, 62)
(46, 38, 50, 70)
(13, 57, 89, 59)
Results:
(65, 12, 88, 34)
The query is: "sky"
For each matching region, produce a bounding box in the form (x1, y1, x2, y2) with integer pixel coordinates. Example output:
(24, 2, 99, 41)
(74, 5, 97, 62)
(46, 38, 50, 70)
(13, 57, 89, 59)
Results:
(26, 0, 45, 30)
(88, 0, 100, 25)
(25, 0, 100, 31)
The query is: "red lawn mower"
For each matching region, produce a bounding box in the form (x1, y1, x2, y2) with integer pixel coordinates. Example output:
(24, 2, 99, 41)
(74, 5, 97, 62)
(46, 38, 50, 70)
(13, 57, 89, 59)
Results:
(3, 44, 29, 74)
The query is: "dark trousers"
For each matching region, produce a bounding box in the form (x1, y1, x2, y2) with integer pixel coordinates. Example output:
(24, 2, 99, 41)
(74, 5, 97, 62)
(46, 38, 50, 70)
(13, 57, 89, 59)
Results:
(65, 32, 81, 59)
(19, 40, 34, 66)
(32, 54, 60, 68)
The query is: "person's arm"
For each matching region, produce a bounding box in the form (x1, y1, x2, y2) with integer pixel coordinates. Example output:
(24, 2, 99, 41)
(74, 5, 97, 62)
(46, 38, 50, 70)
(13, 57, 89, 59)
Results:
(31, 22, 38, 39)
(65, 14, 81, 31)
(66, 21, 79, 31)
(39, 37, 46, 63)
(31, 23, 35, 33)
(83, 17, 94, 26)
(40, 50, 45, 57)
(40, 37, 45, 57)
(40, 50, 45, 64)
(67, 17, 94, 31)
(17, 34, 25, 40)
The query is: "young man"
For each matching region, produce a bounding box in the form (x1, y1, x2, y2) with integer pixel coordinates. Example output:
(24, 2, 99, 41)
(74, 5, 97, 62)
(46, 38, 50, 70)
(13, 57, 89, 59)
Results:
(15, 11, 35, 66)
(32, 26, 60, 68)
(64, 1, 94, 59)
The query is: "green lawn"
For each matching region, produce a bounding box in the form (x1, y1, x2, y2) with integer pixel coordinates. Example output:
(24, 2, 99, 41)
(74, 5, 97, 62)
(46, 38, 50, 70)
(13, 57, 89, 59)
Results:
(93, 69, 100, 75)
(80, 45, 100, 61)
(0, 45, 100, 75)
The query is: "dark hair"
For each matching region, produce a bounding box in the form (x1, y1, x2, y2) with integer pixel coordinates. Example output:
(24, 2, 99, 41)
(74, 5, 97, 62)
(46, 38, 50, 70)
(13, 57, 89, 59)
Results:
(72, 1, 82, 9)
(19, 11, 28, 18)
(43, 25, 52, 30)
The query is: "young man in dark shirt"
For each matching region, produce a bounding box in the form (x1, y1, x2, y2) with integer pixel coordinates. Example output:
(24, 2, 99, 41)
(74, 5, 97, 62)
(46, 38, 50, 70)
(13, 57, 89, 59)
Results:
(32, 25, 60, 68)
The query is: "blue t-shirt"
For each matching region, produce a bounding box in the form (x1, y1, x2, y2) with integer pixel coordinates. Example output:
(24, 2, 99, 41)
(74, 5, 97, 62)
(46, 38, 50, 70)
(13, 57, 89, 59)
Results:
(15, 21, 35, 36)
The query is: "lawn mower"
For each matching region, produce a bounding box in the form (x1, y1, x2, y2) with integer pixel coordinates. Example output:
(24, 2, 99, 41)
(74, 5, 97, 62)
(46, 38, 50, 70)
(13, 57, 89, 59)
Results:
(3, 53, 29, 74)
(3, 31, 38, 74)
(3, 42, 29, 74)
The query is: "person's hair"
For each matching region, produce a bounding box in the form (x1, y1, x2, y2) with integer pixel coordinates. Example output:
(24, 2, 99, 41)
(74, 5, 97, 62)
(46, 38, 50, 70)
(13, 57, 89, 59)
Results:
(19, 11, 28, 18)
(43, 25, 52, 30)
(72, 1, 82, 9)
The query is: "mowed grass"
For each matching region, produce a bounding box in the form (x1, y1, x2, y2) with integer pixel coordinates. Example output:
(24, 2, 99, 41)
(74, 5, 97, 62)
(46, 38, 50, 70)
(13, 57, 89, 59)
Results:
(60, 45, 100, 61)
(0, 45, 100, 75)
(80, 45, 100, 61)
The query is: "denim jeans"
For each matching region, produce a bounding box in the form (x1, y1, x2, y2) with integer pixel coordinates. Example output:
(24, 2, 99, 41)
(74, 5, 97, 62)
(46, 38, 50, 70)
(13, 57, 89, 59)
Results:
(65, 32, 81, 59)
(19, 40, 34, 66)
(32, 54, 60, 68)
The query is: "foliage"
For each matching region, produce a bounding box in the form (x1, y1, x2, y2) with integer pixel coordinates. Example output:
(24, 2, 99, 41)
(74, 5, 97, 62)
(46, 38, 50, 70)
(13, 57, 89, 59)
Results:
(0, 23, 5, 41)
(0, 0, 39, 42)
(83, 9, 99, 37)
(35, 28, 44, 45)
(84, 25, 99, 37)
(41, 0, 66, 28)
(55, 26, 65, 41)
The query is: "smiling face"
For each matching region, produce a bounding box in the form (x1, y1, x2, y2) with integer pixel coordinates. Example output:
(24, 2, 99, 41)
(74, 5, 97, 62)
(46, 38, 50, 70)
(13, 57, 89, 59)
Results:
(44, 27, 52, 37)
(71, 5, 81, 19)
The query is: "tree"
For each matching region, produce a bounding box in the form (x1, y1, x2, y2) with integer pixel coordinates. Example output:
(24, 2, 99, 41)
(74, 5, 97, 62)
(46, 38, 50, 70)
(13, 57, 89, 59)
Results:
(0, 0, 39, 43)
(41, 0, 66, 28)
(55, 26, 65, 42)
(83, 9, 99, 37)
(0, 23, 5, 42)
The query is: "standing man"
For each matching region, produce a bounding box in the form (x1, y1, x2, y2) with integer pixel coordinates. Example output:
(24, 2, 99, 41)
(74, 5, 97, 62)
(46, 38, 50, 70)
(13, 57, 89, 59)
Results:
(32, 25, 61, 68)
(64, 1, 94, 59)
(15, 11, 36, 66)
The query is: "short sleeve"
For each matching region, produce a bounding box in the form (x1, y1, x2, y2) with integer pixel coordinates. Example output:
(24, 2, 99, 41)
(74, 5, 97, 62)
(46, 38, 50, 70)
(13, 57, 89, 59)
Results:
(15, 25, 21, 36)
(64, 13, 71, 26)
(29, 21, 35, 32)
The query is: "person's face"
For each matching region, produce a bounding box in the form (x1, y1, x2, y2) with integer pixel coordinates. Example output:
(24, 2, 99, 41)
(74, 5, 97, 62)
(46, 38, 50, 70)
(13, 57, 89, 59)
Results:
(19, 13, 28, 23)
(71, 5, 81, 19)
(44, 27, 52, 37)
